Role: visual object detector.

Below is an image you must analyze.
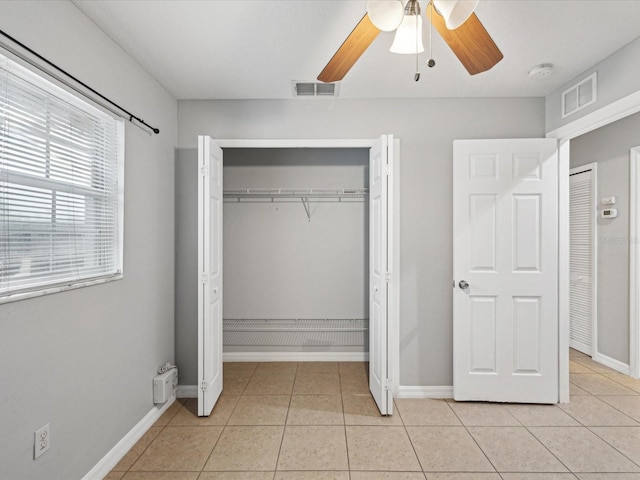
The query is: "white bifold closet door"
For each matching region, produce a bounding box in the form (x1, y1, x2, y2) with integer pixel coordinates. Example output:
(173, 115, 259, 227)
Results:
(198, 135, 224, 416)
(569, 166, 596, 356)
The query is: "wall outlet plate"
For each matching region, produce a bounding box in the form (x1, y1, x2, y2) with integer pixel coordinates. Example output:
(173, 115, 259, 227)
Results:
(34, 423, 50, 459)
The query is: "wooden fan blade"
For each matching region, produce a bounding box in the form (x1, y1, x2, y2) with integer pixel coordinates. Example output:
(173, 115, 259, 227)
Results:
(427, 3, 503, 75)
(318, 14, 381, 83)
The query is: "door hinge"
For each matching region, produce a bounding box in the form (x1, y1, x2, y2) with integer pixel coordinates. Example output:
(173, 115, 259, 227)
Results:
(201, 380, 208, 392)
(200, 165, 208, 176)
(385, 164, 391, 175)
(384, 378, 393, 390)
(385, 271, 391, 283)
(201, 273, 208, 284)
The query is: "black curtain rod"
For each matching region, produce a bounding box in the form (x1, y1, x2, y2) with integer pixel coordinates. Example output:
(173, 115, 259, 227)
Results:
(0, 28, 160, 135)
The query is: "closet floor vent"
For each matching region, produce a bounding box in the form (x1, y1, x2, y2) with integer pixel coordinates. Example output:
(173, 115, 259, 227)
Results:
(223, 318, 368, 347)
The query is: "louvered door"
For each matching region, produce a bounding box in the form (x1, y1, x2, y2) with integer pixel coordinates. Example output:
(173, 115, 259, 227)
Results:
(569, 166, 596, 355)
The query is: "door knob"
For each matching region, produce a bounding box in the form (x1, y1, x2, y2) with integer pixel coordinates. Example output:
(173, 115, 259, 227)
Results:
(458, 280, 469, 290)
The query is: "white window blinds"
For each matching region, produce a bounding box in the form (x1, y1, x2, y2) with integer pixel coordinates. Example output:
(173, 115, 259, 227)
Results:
(0, 52, 124, 299)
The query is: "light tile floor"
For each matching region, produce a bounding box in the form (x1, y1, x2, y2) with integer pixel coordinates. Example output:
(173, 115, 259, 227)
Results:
(106, 350, 640, 480)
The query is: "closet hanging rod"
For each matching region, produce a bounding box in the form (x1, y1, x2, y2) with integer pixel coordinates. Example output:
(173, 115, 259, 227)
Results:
(223, 187, 368, 199)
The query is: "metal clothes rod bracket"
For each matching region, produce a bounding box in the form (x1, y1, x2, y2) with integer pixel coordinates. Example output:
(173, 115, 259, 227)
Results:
(0, 29, 160, 135)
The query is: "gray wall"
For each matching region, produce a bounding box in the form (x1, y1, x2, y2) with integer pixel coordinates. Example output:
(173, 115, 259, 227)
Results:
(0, 2, 178, 479)
(570, 111, 640, 365)
(178, 97, 545, 387)
(546, 37, 640, 133)
(175, 149, 199, 386)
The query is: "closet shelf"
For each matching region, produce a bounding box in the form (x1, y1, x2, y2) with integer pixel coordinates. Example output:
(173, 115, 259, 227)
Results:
(223, 318, 368, 347)
(223, 187, 368, 199)
(224, 188, 368, 221)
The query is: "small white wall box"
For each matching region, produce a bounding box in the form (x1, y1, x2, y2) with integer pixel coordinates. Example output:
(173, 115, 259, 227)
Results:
(601, 208, 618, 219)
(601, 196, 617, 205)
(153, 368, 178, 404)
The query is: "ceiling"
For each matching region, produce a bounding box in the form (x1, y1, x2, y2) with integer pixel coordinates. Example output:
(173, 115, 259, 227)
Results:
(72, 0, 640, 100)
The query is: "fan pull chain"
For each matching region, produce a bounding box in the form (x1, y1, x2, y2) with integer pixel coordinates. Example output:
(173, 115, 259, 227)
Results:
(427, 3, 436, 68)
(414, 11, 421, 82)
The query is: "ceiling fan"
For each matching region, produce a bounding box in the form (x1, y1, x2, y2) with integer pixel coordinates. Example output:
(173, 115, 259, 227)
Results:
(317, 0, 503, 83)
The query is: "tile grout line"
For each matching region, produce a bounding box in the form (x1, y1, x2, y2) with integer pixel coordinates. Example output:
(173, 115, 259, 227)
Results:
(446, 401, 501, 475)
(579, 394, 640, 426)
(122, 400, 180, 474)
(199, 361, 258, 476)
(198, 390, 240, 475)
(528, 359, 640, 474)
(398, 401, 427, 475)
(272, 361, 297, 475)
(531, 363, 618, 474)
(571, 374, 640, 396)
(521, 425, 577, 474)
(585, 424, 640, 470)
(337, 366, 353, 478)
(116, 357, 640, 478)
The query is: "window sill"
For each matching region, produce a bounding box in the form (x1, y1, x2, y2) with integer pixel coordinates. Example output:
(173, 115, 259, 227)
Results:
(0, 274, 124, 305)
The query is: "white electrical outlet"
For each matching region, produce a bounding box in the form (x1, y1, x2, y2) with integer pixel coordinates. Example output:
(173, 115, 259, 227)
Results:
(34, 423, 50, 459)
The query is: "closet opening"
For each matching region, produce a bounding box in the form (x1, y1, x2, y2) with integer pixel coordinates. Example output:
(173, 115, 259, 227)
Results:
(222, 147, 370, 361)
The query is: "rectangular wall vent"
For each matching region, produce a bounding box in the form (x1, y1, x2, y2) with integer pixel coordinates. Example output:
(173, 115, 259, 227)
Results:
(562, 72, 597, 118)
(295, 82, 316, 96)
(292, 81, 339, 98)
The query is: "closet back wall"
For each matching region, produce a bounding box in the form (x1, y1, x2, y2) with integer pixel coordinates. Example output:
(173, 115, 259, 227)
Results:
(175, 148, 369, 384)
(224, 148, 369, 320)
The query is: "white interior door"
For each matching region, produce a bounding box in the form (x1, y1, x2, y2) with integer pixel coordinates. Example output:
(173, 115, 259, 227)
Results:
(453, 139, 559, 403)
(370, 134, 393, 415)
(569, 165, 597, 355)
(198, 135, 223, 416)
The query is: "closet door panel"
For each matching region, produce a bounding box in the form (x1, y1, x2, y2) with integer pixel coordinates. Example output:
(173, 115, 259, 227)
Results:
(569, 167, 596, 356)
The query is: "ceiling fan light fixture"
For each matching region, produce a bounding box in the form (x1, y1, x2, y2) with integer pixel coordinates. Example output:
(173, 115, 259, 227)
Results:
(366, 0, 404, 31)
(390, 15, 425, 54)
(432, 0, 479, 30)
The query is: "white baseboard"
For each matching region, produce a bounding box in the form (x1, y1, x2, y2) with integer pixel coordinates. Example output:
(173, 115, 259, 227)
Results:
(81, 396, 176, 480)
(592, 352, 630, 375)
(569, 339, 592, 356)
(181, 383, 454, 400)
(396, 385, 453, 399)
(177, 385, 198, 398)
(223, 352, 369, 362)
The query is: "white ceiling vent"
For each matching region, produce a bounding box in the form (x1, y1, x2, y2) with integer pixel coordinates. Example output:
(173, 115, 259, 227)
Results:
(292, 81, 339, 98)
(562, 72, 597, 118)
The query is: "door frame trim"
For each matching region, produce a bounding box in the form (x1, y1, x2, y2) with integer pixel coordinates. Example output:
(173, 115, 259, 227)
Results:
(630, 146, 640, 378)
(213, 138, 401, 395)
(547, 90, 640, 400)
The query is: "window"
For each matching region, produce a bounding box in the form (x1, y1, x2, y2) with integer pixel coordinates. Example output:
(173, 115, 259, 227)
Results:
(0, 51, 124, 301)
